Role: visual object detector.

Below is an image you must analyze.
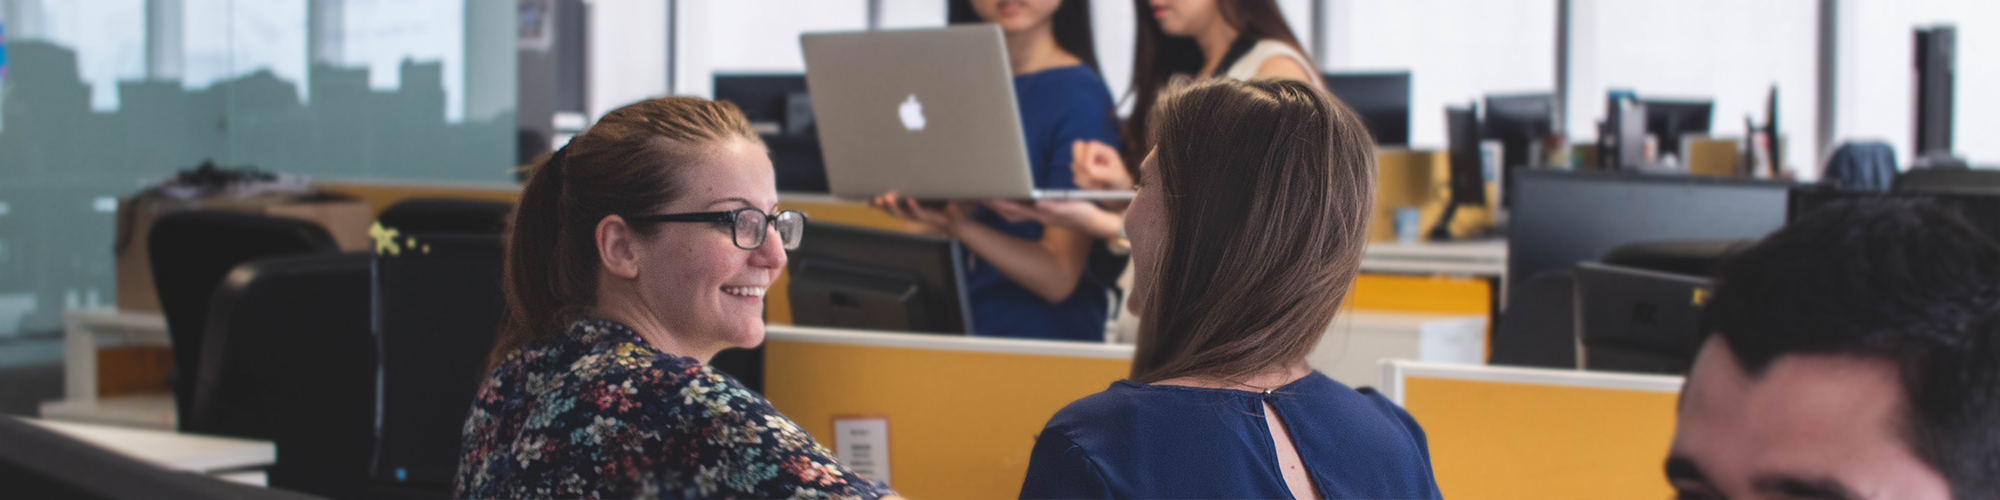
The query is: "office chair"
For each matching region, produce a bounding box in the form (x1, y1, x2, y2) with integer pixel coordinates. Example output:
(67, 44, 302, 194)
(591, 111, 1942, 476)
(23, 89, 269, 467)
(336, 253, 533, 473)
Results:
(371, 233, 503, 491)
(0, 418, 321, 500)
(1820, 141, 1898, 192)
(1894, 167, 2000, 196)
(149, 211, 340, 429)
(1488, 270, 1577, 369)
(187, 252, 376, 498)
(375, 198, 515, 235)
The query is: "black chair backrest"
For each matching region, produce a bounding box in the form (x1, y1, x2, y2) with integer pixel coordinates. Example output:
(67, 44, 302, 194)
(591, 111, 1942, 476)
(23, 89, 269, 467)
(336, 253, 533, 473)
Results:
(375, 198, 514, 235)
(187, 252, 375, 498)
(371, 233, 503, 489)
(149, 211, 339, 428)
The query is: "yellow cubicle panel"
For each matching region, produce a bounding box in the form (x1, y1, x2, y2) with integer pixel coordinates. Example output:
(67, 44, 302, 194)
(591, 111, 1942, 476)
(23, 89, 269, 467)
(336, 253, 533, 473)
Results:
(1381, 360, 1683, 500)
(762, 326, 1132, 499)
(1352, 274, 1490, 316)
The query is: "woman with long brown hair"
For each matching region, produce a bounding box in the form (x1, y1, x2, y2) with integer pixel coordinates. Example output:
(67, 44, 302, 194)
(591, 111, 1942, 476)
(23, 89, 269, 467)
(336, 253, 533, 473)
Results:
(1018, 79, 1439, 498)
(456, 97, 896, 499)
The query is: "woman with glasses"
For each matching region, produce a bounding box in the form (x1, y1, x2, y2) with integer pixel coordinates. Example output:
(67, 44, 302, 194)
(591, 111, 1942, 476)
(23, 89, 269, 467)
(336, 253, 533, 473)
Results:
(456, 97, 897, 499)
(1019, 79, 1440, 498)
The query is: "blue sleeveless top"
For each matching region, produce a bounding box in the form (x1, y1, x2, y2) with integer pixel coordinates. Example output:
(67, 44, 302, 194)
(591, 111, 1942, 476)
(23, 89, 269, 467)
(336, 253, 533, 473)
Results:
(1020, 371, 1442, 499)
(964, 65, 1119, 341)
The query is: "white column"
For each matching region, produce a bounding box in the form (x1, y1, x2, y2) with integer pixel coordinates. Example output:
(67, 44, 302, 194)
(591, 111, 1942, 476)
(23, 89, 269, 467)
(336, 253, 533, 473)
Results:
(146, 0, 183, 81)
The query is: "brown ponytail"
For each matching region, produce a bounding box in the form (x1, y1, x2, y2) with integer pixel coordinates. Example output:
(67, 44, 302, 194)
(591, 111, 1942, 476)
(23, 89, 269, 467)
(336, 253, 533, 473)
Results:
(491, 97, 761, 370)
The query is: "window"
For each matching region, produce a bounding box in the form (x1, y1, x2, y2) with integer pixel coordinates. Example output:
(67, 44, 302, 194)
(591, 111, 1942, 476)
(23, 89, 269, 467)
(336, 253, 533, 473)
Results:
(1325, 0, 1557, 150)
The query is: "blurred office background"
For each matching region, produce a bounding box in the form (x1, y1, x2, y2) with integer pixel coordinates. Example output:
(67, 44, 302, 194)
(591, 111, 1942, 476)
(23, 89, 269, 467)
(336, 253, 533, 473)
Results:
(0, 0, 1995, 411)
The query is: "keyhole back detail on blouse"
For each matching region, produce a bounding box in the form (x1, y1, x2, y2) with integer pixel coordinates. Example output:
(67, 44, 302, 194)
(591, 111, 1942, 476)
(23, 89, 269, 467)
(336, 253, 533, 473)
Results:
(1264, 400, 1325, 500)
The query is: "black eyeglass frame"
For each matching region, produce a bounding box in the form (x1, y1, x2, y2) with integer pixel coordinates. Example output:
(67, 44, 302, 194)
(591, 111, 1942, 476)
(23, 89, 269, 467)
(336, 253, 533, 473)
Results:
(622, 208, 807, 250)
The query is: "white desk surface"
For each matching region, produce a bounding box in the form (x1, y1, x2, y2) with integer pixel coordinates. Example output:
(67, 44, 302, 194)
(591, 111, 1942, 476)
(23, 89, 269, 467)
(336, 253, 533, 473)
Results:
(1360, 239, 1508, 277)
(19, 417, 274, 475)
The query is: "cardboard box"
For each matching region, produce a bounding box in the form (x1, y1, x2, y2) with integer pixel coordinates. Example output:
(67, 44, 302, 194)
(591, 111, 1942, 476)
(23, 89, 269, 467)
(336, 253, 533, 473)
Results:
(114, 192, 372, 312)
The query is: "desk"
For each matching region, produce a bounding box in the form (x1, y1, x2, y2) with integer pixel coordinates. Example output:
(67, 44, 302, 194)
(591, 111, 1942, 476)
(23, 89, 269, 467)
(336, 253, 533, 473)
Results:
(19, 417, 275, 486)
(43, 309, 177, 429)
(1361, 239, 1507, 278)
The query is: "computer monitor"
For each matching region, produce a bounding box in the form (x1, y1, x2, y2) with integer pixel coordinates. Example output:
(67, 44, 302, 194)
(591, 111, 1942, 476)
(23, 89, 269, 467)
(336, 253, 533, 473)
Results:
(713, 73, 828, 192)
(1574, 261, 1711, 375)
(1507, 170, 1792, 299)
(1322, 72, 1411, 146)
(1642, 99, 1713, 163)
(1430, 105, 1486, 239)
(787, 222, 974, 335)
(1482, 93, 1555, 170)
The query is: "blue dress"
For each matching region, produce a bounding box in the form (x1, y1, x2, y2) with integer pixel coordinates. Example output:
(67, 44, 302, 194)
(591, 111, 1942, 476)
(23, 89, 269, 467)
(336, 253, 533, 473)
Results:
(1019, 371, 1443, 499)
(965, 65, 1119, 342)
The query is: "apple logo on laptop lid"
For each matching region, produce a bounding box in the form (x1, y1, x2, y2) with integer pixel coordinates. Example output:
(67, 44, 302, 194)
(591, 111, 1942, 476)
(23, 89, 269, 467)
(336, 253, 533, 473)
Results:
(898, 94, 926, 132)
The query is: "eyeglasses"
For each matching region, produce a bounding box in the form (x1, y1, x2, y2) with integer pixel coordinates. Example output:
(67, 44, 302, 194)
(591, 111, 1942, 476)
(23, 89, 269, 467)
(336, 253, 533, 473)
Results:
(623, 208, 807, 250)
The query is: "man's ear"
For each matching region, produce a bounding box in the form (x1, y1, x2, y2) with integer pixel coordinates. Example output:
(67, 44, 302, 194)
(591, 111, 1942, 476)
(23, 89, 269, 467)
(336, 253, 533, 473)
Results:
(596, 215, 642, 279)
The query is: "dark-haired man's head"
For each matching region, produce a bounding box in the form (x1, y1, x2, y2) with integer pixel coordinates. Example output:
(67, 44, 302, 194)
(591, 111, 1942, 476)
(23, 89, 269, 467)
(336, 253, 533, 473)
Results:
(1668, 198, 2000, 500)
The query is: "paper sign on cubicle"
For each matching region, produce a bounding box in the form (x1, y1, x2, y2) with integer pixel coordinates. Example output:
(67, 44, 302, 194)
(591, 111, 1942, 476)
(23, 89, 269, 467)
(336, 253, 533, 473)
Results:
(832, 416, 890, 486)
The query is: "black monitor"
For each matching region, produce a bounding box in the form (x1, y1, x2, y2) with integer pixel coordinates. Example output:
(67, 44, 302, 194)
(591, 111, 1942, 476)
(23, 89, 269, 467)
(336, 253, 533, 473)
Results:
(1322, 72, 1411, 146)
(787, 222, 973, 335)
(1482, 93, 1555, 170)
(1430, 105, 1487, 240)
(1445, 105, 1485, 206)
(714, 73, 828, 192)
(1507, 170, 1793, 299)
(1574, 262, 1711, 375)
(1642, 99, 1712, 162)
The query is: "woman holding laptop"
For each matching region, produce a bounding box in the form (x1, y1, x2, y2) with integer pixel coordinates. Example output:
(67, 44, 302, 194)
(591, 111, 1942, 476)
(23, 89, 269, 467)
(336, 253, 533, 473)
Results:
(871, 0, 1121, 343)
(986, 0, 1324, 342)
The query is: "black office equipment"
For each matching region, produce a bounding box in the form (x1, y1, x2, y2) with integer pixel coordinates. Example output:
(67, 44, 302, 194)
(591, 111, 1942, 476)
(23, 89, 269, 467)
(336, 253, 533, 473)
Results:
(1506, 170, 1791, 300)
(1482, 93, 1554, 170)
(1915, 26, 1956, 165)
(1598, 91, 1649, 169)
(714, 73, 828, 192)
(1489, 270, 1577, 370)
(787, 222, 973, 335)
(190, 252, 377, 497)
(1574, 262, 1711, 375)
(1641, 98, 1713, 163)
(371, 233, 503, 490)
(1430, 105, 1485, 239)
(1323, 71, 1411, 146)
(1894, 164, 2000, 196)
(376, 198, 514, 234)
(148, 211, 341, 430)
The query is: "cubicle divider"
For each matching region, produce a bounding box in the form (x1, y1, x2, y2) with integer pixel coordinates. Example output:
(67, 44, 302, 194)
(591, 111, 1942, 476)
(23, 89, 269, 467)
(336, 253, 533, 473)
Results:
(762, 324, 1131, 499)
(1379, 360, 1683, 499)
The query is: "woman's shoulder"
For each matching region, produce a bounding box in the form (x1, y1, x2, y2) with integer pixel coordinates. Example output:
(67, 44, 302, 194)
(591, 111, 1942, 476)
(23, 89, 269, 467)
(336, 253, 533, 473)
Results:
(1019, 65, 1114, 103)
(1226, 39, 1317, 82)
(498, 319, 707, 391)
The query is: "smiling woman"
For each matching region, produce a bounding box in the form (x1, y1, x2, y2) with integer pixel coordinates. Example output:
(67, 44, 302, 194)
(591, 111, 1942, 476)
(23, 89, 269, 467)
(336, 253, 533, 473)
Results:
(455, 97, 897, 499)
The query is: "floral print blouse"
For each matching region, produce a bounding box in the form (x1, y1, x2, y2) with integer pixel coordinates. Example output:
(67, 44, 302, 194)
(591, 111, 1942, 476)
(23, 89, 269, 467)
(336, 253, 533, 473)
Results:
(456, 319, 891, 499)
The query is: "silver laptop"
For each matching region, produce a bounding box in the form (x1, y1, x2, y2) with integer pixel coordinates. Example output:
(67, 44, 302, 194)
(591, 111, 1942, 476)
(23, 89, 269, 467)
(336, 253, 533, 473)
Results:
(800, 25, 1134, 201)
